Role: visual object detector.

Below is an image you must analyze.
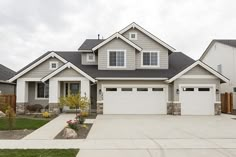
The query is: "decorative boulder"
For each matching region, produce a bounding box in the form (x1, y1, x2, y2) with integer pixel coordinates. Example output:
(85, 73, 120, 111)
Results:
(0, 111, 6, 117)
(62, 128, 78, 139)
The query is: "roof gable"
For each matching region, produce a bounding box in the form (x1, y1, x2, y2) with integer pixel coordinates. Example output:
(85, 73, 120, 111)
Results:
(119, 22, 175, 52)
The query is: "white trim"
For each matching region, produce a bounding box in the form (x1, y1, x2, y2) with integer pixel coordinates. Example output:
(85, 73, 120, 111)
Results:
(35, 82, 49, 100)
(86, 53, 96, 62)
(9, 52, 67, 82)
(96, 77, 168, 80)
(180, 75, 217, 79)
(119, 22, 175, 52)
(41, 62, 96, 83)
(141, 50, 160, 68)
(15, 78, 42, 81)
(92, 33, 142, 52)
(49, 61, 58, 70)
(129, 32, 137, 40)
(78, 50, 93, 52)
(166, 61, 229, 83)
(107, 50, 126, 68)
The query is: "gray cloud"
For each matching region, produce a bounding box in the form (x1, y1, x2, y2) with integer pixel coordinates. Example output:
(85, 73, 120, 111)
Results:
(0, 0, 236, 71)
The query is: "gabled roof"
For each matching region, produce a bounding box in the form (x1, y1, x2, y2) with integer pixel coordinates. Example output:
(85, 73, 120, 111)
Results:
(166, 61, 229, 83)
(78, 39, 105, 52)
(119, 22, 176, 52)
(200, 39, 236, 60)
(9, 52, 67, 82)
(92, 33, 142, 51)
(0, 64, 15, 81)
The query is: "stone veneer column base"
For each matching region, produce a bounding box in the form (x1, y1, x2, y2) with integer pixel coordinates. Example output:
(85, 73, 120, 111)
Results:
(16, 103, 28, 115)
(215, 102, 221, 115)
(49, 103, 60, 114)
(167, 102, 181, 115)
(97, 103, 103, 114)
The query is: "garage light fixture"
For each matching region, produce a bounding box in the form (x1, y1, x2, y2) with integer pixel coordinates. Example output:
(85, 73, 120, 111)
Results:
(176, 89, 179, 94)
(216, 89, 219, 94)
(99, 89, 102, 95)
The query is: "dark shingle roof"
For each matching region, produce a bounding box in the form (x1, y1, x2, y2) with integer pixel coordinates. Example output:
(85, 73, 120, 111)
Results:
(0, 64, 16, 81)
(214, 40, 236, 48)
(78, 39, 105, 50)
(54, 51, 195, 79)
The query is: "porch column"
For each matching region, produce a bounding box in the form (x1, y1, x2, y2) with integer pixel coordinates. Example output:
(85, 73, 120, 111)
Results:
(16, 78, 28, 114)
(49, 78, 60, 112)
(81, 79, 90, 98)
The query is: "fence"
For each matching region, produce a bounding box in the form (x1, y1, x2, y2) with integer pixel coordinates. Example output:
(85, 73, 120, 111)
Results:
(0, 95, 16, 112)
(221, 92, 233, 113)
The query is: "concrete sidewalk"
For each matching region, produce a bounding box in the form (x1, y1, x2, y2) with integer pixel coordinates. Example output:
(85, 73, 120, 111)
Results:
(23, 114, 75, 140)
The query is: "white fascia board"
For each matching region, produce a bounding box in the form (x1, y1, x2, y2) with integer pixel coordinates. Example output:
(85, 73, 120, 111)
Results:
(166, 61, 229, 83)
(78, 50, 93, 52)
(119, 22, 175, 52)
(41, 62, 96, 83)
(92, 33, 142, 52)
(96, 77, 168, 81)
(8, 52, 67, 82)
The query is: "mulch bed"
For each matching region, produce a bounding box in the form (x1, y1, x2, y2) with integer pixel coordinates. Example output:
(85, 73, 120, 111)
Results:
(54, 124, 92, 139)
(0, 130, 33, 139)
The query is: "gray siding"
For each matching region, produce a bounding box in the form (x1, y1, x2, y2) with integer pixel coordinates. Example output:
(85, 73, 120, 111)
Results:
(22, 58, 64, 78)
(54, 68, 83, 77)
(28, 82, 49, 106)
(185, 65, 212, 75)
(173, 78, 220, 101)
(81, 53, 98, 65)
(122, 28, 169, 69)
(98, 38, 136, 70)
(0, 83, 15, 94)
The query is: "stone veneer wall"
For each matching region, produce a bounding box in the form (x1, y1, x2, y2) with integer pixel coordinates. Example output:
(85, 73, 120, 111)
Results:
(16, 103, 29, 114)
(97, 103, 103, 114)
(49, 103, 60, 114)
(215, 102, 221, 115)
(167, 102, 181, 115)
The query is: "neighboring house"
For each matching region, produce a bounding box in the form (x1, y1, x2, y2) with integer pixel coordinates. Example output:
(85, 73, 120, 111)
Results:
(200, 40, 236, 109)
(0, 64, 16, 95)
(9, 23, 228, 115)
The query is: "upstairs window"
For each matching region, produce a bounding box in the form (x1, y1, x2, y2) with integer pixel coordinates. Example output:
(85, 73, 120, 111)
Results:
(87, 53, 95, 62)
(36, 82, 49, 99)
(142, 51, 159, 67)
(108, 50, 126, 67)
(49, 61, 58, 70)
(129, 32, 137, 40)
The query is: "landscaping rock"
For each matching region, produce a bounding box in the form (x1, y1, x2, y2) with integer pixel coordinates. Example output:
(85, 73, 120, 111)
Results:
(0, 111, 5, 117)
(62, 128, 77, 139)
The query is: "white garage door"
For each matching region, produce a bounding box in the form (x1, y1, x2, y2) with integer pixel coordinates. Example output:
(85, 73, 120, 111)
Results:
(180, 85, 215, 115)
(103, 86, 167, 114)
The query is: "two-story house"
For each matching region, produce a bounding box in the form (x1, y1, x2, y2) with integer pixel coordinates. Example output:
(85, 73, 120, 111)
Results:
(9, 23, 228, 115)
(200, 40, 236, 109)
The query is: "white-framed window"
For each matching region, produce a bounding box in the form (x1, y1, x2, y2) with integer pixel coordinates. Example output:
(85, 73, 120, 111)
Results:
(49, 61, 58, 70)
(86, 53, 95, 62)
(217, 64, 222, 73)
(129, 32, 137, 40)
(141, 51, 160, 67)
(107, 50, 126, 68)
(35, 82, 49, 99)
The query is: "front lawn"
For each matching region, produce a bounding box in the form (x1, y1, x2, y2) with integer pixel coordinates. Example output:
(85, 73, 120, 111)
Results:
(0, 149, 79, 157)
(0, 118, 50, 130)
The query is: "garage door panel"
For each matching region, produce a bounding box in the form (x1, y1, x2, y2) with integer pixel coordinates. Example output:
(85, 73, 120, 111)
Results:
(103, 87, 167, 114)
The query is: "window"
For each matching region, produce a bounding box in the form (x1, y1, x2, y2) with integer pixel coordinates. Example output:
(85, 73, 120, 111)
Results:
(198, 88, 210, 91)
(183, 88, 194, 91)
(108, 50, 126, 67)
(49, 62, 58, 70)
(137, 88, 148, 91)
(217, 64, 222, 73)
(129, 32, 137, 40)
(106, 88, 117, 91)
(36, 82, 49, 99)
(121, 88, 132, 91)
(142, 51, 159, 67)
(87, 53, 95, 62)
(152, 88, 164, 91)
(233, 87, 236, 92)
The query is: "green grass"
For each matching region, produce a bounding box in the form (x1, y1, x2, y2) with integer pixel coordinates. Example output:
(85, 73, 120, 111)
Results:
(0, 118, 50, 130)
(0, 149, 79, 157)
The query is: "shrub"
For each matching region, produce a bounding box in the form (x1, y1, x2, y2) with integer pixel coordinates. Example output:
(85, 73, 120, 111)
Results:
(66, 120, 79, 131)
(76, 114, 85, 124)
(26, 104, 43, 113)
(42, 112, 50, 118)
(5, 105, 16, 130)
(0, 103, 8, 113)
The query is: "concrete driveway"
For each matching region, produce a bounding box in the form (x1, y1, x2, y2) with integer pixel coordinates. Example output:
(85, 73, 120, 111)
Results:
(78, 114, 236, 157)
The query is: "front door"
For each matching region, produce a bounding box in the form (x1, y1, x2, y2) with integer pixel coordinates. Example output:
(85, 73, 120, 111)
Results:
(65, 82, 80, 96)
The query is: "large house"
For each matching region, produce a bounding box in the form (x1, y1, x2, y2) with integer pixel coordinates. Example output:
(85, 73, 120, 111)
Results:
(200, 40, 236, 109)
(9, 23, 228, 115)
(0, 64, 15, 95)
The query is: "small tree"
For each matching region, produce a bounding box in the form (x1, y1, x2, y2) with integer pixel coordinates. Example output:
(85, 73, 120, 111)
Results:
(59, 93, 89, 116)
(5, 105, 16, 130)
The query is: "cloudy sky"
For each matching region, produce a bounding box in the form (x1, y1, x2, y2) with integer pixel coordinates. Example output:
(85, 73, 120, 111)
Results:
(0, 0, 236, 71)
